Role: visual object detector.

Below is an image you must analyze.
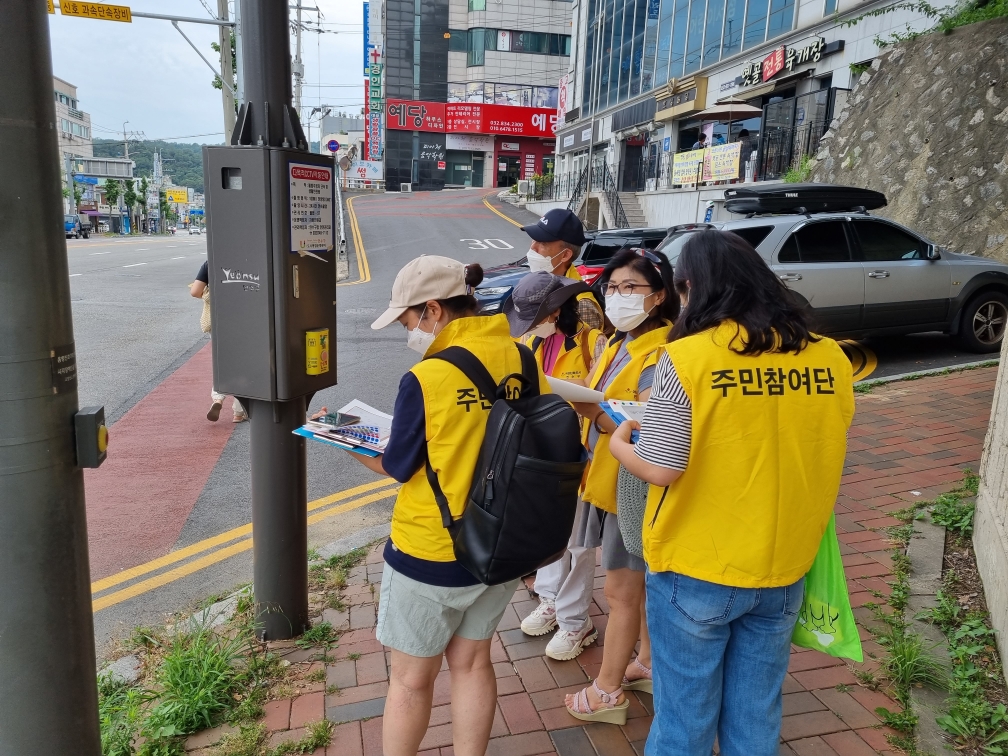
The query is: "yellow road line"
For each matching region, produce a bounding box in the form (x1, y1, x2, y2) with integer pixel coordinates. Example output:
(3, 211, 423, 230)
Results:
(482, 193, 524, 228)
(840, 340, 879, 382)
(338, 195, 371, 286)
(91, 478, 397, 595)
(92, 486, 399, 612)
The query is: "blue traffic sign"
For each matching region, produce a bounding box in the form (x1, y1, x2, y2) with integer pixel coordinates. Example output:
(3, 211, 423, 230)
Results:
(327, 139, 340, 152)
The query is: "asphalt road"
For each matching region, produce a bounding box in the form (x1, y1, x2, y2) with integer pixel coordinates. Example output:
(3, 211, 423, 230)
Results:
(72, 191, 997, 658)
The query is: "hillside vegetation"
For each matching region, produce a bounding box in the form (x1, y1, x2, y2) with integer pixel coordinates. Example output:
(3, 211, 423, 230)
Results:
(93, 139, 219, 193)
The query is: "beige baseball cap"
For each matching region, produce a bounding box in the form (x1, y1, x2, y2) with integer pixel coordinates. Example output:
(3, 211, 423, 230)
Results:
(371, 255, 469, 330)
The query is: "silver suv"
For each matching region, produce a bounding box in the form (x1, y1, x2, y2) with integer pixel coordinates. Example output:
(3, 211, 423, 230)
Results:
(657, 212, 1008, 353)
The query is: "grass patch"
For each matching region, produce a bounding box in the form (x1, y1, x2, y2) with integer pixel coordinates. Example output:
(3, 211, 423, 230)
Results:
(295, 621, 338, 650)
(841, 0, 1008, 47)
(930, 469, 980, 537)
(783, 154, 813, 183)
(212, 723, 267, 756)
(269, 720, 333, 756)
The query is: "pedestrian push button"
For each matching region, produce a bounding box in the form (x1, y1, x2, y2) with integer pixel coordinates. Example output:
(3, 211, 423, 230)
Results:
(75, 405, 108, 468)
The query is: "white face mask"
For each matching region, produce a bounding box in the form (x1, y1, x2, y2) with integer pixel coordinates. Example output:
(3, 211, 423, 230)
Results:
(605, 293, 652, 331)
(528, 320, 557, 339)
(406, 307, 438, 355)
(526, 248, 563, 274)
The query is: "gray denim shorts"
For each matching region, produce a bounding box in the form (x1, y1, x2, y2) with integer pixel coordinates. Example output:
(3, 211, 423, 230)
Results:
(375, 564, 519, 658)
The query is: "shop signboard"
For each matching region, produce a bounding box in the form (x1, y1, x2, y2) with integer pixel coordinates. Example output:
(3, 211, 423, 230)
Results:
(701, 143, 742, 182)
(557, 74, 569, 126)
(420, 141, 446, 162)
(350, 161, 384, 180)
(385, 99, 558, 136)
(740, 37, 830, 86)
(446, 133, 495, 151)
(671, 148, 705, 184)
(524, 153, 536, 178)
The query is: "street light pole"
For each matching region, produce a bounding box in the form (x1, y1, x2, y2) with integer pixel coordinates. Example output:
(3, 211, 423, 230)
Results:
(218, 0, 237, 138)
(0, 3, 102, 753)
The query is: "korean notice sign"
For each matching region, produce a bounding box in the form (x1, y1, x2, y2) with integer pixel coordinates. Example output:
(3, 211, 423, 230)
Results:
(289, 163, 333, 256)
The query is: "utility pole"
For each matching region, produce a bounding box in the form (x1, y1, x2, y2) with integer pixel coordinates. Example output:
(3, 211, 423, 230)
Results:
(218, 0, 237, 137)
(0, 4, 102, 754)
(123, 120, 129, 160)
(293, 1, 304, 116)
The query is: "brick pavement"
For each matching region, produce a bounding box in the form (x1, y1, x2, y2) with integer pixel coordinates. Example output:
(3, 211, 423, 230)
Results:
(213, 367, 997, 756)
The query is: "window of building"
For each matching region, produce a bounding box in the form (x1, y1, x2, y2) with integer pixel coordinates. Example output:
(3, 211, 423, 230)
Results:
(743, 0, 769, 49)
(469, 0, 486, 9)
(653, 0, 674, 87)
(823, 0, 837, 13)
(627, 0, 647, 98)
(702, 0, 726, 69)
(468, 26, 486, 66)
(448, 29, 468, 51)
(607, 0, 625, 106)
(640, 0, 661, 94)
(683, 0, 706, 74)
(534, 86, 559, 108)
(466, 81, 485, 101)
(766, 0, 796, 39)
(722, 0, 745, 57)
(668, 0, 689, 79)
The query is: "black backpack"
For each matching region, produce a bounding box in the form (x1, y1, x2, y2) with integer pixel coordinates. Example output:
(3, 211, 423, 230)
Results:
(424, 344, 588, 585)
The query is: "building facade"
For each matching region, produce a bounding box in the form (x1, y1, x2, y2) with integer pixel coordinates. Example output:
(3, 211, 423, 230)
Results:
(54, 77, 135, 225)
(378, 0, 573, 190)
(554, 0, 952, 195)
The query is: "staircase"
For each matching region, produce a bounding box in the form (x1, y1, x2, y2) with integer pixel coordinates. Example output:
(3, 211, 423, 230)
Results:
(618, 192, 648, 228)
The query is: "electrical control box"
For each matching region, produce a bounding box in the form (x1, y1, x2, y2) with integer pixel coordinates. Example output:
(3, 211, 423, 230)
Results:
(203, 146, 338, 401)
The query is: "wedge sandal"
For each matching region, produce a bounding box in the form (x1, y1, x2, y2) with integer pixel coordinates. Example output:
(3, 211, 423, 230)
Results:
(565, 680, 630, 725)
(622, 656, 653, 695)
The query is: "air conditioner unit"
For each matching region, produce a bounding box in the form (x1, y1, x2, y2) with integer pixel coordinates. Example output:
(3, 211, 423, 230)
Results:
(401, 183, 413, 192)
(517, 180, 530, 195)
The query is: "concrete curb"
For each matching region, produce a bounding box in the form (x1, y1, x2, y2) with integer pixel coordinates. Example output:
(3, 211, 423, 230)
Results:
(314, 521, 391, 563)
(856, 358, 999, 387)
(906, 511, 952, 756)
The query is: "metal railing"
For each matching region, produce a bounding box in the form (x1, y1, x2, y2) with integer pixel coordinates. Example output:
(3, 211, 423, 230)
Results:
(563, 165, 628, 229)
(757, 121, 828, 180)
(527, 171, 581, 202)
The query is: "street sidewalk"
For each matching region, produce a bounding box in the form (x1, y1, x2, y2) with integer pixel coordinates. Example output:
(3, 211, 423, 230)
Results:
(202, 366, 997, 756)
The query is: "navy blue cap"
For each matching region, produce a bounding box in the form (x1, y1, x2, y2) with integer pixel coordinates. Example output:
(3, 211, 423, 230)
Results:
(521, 208, 588, 247)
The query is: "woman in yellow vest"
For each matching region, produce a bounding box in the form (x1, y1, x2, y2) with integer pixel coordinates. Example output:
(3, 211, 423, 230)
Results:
(559, 249, 679, 724)
(609, 230, 855, 755)
(326, 255, 550, 756)
(501, 271, 608, 645)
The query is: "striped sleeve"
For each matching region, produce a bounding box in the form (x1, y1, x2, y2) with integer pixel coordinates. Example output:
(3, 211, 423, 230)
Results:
(635, 352, 692, 471)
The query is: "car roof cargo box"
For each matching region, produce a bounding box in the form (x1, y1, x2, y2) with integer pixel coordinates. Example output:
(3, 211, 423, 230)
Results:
(723, 183, 887, 215)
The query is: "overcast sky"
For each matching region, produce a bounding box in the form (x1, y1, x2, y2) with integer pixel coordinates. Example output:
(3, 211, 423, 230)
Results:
(48, 0, 365, 145)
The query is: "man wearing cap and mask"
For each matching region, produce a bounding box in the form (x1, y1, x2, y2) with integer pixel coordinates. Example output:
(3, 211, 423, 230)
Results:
(522, 209, 604, 332)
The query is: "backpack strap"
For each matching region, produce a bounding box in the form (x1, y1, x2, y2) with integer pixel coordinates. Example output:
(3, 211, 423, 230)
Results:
(530, 336, 544, 354)
(425, 454, 454, 529)
(426, 344, 540, 401)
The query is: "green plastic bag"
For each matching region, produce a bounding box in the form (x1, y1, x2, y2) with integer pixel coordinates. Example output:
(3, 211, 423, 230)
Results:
(792, 514, 864, 662)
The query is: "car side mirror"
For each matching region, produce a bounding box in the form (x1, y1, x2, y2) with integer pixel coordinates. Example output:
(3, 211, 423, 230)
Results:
(927, 244, 941, 260)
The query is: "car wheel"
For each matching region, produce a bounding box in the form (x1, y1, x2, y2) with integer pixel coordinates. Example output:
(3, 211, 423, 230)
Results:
(958, 292, 1008, 353)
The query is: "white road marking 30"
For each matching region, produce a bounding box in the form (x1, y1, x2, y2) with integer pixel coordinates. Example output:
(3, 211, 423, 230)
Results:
(461, 238, 515, 250)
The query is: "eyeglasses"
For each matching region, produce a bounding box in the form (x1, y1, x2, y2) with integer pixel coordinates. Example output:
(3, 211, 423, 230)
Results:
(602, 281, 655, 297)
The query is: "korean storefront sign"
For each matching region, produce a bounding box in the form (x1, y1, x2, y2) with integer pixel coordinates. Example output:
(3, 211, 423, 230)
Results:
(671, 143, 742, 184)
(385, 99, 558, 137)
(671, 149, 705, 184)
(702, 143, 742, 182)
(740, 37, 827, 86)
(367, 47, 384, 160)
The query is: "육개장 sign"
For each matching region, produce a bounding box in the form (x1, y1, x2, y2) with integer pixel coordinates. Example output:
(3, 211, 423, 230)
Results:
(60, 1, 132, 21)
(289, 163, 333, 254)
(671, 148, 705, 185)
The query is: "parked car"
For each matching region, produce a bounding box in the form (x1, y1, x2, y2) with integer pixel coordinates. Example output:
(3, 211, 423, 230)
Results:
(64, 214, 88, 239)
(655, 184, 1008, 352)
(473, 227, 669, 314)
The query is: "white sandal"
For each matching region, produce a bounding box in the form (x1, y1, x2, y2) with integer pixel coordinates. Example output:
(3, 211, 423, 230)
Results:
(565, 680, 630, 725)
(622, 657, 653, 694)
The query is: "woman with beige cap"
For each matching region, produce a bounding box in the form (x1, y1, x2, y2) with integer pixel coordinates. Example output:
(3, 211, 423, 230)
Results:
(321, 255, 550, 756)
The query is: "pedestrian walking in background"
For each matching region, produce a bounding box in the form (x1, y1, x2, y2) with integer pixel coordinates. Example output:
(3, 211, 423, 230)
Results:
(190, 261, 247, 423)
(319, 256, 552, 756)
(548, 249, 677, 722)
(521, 209, 605, 332)
(609, 230, 854, 755)
(502, 272, 606, 642)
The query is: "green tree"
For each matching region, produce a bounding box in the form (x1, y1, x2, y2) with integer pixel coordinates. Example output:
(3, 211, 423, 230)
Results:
(103, 179, 122, 232)
(211, 31, 238, 95)
(122, 180, 138, 233)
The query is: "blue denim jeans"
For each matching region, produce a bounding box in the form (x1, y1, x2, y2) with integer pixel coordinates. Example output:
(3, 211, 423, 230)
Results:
(645, 571, 805, 756)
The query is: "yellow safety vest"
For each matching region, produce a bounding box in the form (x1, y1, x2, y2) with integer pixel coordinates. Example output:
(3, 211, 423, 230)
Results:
(580, 322, 672, 514)
(391, 313, 551, 562)
(522, 324, 602, 382)
(642, 322, 855, 587)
